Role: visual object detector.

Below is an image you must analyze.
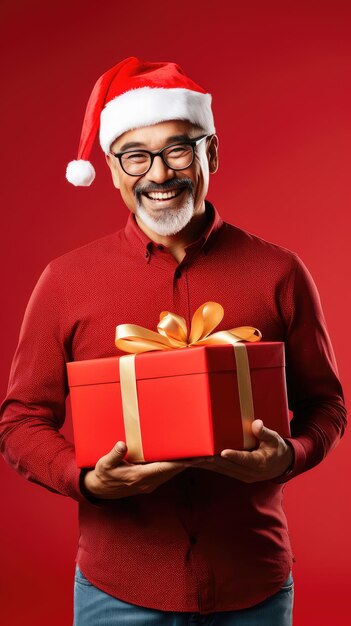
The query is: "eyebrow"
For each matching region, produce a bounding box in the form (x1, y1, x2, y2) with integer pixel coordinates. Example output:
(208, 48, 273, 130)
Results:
(117, 134, 194, 152)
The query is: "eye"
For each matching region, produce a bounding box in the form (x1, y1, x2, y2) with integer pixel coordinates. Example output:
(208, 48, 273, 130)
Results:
(123, 152, 149, 163)
(167, 145, 192, 158)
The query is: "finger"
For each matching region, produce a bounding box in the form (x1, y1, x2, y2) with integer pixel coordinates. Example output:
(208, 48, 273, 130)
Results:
(150, 460, 189, 474)
(99, 441, 128, 470)
(251, 419, 280, 444)
(197, 458, 258, 481)
(182, 455, 212, 466)
(133, 460, 187, 487)
(135, 456, 209, 469)
(220, 448, 261, 467)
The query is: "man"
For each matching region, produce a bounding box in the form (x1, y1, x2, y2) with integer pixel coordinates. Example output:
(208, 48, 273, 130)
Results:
(0, 57, 346, 626)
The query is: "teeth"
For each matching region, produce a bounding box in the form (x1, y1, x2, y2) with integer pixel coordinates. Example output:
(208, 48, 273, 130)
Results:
(146, 189, 181, 200)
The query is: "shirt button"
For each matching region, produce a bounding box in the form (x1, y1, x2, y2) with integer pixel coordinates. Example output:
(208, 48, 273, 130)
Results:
(145, 251, 150, 258)
(189, 535, 197, 545)
(175, 268, 181, 279)
(157, 244, 163, 250)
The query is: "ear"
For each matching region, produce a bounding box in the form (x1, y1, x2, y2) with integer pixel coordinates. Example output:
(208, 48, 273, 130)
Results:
(105, 153, 121, 189)
(207, 134, 219, 173)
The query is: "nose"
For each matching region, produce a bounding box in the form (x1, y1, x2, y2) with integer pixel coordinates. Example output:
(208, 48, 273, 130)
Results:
(147, 154, 175, 184)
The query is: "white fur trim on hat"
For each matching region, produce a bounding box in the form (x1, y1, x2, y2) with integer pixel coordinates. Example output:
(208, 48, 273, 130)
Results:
(66, 160, 96, 186)
(99, 87, 215, 153)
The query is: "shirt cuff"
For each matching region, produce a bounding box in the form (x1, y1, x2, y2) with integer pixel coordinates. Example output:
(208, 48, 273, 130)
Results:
(272, 437, 307, 484)
(78, 468, 109, 507)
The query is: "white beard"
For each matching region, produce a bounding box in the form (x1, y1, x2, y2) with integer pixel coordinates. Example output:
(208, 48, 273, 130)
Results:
(135, 193, 195, 236)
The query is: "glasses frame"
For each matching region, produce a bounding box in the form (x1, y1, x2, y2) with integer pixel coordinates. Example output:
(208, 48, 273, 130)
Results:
(111, 134, 210, 176)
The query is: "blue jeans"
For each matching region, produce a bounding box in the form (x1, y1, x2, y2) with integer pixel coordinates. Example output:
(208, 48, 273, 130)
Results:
(73, 565, 294, 625)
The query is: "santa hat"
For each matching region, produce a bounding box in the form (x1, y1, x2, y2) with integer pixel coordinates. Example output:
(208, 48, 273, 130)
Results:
(66, 56, 215, 186)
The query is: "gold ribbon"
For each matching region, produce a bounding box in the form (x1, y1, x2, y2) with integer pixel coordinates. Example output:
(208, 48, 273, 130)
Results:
(115, 302, 262, 461)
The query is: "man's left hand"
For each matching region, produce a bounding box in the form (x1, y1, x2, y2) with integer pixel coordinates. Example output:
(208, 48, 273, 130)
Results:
(195, 419, 294, 482)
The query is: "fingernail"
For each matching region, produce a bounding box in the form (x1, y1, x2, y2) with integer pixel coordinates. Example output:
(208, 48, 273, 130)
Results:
(116, 441, 126, 452)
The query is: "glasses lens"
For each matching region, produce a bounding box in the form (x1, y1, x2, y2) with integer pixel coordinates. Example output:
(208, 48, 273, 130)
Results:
(163, 144, 194, 170)
(121, 151, 151, 175)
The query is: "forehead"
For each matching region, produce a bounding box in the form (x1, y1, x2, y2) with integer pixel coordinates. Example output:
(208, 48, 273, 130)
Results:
(111, 119, 200, 152)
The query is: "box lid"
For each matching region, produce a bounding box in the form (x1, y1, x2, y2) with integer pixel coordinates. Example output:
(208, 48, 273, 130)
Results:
(67, 342, 285, 387)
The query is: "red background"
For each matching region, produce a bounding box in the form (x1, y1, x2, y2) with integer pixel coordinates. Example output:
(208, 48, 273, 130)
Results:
(1, 1, 350, 624)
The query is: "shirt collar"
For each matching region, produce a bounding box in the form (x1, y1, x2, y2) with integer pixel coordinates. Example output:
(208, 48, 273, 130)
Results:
(123, 200, 224, 261)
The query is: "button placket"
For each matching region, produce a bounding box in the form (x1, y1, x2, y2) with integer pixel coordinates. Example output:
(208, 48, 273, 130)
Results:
(171, 263, 191, 331)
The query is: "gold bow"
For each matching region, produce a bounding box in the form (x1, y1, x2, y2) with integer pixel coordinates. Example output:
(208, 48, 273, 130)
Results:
(115, 302, 262, 462)
(115, 301, 261, 353)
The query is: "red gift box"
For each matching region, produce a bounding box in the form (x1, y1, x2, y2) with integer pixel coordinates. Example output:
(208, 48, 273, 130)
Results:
(67, 342, 290, 467)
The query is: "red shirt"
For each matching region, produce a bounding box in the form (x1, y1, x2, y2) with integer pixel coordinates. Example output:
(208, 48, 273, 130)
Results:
(0, 201, 346, 613)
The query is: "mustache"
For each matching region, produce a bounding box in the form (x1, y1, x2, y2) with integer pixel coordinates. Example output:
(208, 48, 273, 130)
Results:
(134, 178, 194, 197)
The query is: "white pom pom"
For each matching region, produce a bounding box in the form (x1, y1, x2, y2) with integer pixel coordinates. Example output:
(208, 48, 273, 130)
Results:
(66, 160, 96, 186)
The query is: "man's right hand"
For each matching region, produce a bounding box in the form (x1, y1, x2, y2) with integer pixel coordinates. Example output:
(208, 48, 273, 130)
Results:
(82, 441, 206, 500)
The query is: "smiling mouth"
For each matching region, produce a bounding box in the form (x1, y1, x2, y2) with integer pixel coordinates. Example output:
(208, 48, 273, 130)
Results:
(142, 188, 186, 202)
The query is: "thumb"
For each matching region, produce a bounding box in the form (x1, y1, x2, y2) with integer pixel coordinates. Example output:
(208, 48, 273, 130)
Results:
(251, 419, 278, 444)
(100, 441, 128, 469)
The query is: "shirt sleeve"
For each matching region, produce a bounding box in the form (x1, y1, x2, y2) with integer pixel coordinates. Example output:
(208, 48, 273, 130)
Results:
(273, 253, 347, 484)
(0, 263, 87, 503)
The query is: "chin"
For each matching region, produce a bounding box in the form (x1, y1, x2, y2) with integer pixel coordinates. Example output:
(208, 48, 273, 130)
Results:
(136, 196, 195, 236)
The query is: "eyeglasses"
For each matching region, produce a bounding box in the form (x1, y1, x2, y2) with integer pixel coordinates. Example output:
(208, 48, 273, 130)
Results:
(111, 134, 209, 176)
